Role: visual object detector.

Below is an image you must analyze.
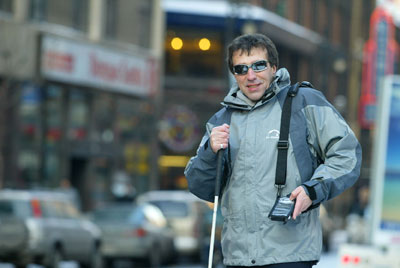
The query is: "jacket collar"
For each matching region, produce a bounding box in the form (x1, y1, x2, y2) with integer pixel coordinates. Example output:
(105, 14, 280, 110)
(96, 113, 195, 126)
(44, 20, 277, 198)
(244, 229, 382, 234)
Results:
(222, 68, 291, 110)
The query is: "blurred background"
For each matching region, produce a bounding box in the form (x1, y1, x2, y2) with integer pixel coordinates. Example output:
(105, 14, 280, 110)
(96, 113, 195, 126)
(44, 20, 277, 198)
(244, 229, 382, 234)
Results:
(0, 0, 399, 267)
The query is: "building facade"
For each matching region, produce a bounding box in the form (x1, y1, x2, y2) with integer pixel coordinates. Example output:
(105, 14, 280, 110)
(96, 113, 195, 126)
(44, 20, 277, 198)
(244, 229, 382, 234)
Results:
(0, 0, 164, 210)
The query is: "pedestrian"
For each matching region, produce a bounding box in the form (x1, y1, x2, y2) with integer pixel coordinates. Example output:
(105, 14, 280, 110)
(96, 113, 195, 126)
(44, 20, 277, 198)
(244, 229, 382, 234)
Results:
(184, 33, 362, 268)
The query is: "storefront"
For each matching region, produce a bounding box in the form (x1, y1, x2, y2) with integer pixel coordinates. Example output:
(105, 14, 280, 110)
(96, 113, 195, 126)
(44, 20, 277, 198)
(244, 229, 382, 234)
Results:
(5, 33, 161, 210)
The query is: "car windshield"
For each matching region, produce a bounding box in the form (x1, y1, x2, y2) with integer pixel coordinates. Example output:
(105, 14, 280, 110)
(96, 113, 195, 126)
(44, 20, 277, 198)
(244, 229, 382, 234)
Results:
(149, 200, 189, 218)
(0, 200, 32, 218)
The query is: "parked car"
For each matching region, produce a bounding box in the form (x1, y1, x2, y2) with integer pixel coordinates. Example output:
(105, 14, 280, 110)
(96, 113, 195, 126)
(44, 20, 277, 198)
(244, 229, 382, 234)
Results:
(88, 202, 175, 267)
(136, 190, 209, 260)
(0, 189, 102, 268)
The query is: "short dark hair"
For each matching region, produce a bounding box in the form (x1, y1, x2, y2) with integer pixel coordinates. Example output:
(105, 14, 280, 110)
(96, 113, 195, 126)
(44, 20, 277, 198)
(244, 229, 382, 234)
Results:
(227, 33, 279, 74)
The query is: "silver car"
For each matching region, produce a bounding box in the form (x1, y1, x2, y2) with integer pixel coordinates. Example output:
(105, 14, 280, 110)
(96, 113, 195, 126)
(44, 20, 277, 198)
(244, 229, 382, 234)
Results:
(0, 189, 102, 268)
(89, 202, 175, 267)
(137, 190, 209, 261)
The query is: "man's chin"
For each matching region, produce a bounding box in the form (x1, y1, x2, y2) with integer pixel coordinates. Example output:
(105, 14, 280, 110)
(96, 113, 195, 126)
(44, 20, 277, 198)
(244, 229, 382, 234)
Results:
(248, 92, 264, 101)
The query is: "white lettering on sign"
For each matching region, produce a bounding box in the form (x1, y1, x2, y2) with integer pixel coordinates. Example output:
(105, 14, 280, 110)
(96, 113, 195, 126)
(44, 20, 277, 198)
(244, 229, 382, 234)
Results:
(41, 34, 159, 97)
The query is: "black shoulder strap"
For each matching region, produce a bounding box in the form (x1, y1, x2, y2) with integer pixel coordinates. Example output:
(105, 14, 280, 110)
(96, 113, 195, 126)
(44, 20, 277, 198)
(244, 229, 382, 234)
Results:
(274, 82, 302, 196)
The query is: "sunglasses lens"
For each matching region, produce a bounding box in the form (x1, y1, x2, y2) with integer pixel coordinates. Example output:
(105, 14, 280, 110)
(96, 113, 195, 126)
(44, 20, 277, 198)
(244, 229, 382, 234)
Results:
(233, 60, 268, 74)
(253, 61, 267, 71)
(233, 65, 248, 75)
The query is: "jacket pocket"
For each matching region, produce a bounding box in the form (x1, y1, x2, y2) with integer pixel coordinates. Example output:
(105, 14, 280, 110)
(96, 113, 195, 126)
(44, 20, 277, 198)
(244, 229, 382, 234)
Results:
(221, 212, 246, 261)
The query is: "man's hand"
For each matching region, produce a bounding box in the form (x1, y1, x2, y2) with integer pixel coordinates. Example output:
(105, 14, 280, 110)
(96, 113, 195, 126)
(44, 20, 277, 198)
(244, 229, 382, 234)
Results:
(290, 186, 312, 220)
(210, 124, 230, 153)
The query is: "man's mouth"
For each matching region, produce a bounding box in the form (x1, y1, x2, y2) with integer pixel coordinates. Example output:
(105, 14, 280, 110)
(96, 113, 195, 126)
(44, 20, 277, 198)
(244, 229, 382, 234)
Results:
(247, 83, 261, 90)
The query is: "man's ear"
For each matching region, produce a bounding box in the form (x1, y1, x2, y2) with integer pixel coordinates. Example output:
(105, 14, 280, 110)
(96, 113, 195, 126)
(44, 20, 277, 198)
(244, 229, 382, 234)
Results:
(271, 65, 277, 74)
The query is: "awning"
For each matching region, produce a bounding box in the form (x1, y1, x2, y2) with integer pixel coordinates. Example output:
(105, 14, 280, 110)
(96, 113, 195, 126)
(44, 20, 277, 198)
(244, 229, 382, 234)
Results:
(162, 0, 324, 55)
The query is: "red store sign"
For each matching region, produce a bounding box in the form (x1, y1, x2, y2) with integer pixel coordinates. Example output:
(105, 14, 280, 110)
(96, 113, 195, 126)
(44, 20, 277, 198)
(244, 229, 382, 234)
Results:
(40, 34, 159, 97)
(359, 7, 398, 129)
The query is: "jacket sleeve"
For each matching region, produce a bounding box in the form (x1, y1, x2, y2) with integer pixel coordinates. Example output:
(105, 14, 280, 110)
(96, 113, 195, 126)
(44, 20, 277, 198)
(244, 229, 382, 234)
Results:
(301, 91, 362, 206)
(184, 131, 218, 202)
(185, 107, 229, 202)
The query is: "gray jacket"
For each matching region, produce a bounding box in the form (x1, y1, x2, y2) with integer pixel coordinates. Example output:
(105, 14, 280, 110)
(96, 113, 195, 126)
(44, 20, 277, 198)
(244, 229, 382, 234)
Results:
(184, 68, 362, 266)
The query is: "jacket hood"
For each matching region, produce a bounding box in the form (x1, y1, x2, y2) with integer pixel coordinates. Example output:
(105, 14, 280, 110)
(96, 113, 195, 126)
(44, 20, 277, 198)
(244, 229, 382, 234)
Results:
(222, 68, 291, 110)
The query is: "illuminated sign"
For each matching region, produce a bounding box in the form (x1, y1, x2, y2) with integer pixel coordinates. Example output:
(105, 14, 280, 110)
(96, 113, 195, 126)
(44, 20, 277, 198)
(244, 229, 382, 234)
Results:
(359, 7, 398, 129)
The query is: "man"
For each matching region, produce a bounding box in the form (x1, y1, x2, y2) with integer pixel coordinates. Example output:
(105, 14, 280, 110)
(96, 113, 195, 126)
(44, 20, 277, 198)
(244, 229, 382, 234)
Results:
(185, 33, 361, 267)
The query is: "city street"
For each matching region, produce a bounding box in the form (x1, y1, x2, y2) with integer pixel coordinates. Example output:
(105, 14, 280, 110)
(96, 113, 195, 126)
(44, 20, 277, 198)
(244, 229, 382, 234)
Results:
(0, 251, 339, 268)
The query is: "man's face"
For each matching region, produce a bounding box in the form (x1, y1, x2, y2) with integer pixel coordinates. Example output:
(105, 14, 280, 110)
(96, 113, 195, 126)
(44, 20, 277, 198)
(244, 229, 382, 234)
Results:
(232, 47, 277, 102)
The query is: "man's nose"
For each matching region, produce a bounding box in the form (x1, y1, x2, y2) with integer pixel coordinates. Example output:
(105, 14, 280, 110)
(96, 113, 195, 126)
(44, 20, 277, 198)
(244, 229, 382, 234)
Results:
(247, 68, 257, 80)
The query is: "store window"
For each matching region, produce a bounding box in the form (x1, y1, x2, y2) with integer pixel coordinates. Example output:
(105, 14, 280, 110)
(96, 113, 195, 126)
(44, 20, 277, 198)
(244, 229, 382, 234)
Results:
(43, 85, 64, 186)
(67, 89, 90, 140)
(0, 0, 12, 14)
(18, 84, 42, 186)
(115, 97, 153, 185)
(115, 97, 154, 143)
(91, 157, 113, 207)
(165, 29, 224, 78)
(115, 98, 138, 144)
(92, 93, 114, 143)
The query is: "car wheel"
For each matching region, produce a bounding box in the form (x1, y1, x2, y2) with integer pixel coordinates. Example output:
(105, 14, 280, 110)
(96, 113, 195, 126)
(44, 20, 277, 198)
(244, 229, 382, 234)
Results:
(80, 245, 103, 268)
(103, 257, 114, 268)
(148, 244, 162, 268)
(90, 246, 103, 268)
(47, 247, 63, 268)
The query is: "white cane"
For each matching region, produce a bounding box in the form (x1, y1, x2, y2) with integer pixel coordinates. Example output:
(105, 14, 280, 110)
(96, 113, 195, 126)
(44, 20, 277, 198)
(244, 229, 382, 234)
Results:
(208, 148, 224, 268)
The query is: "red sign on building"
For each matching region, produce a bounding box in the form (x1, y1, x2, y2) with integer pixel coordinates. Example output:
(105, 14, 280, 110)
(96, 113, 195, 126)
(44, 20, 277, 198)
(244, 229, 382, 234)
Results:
(359, 7, 398, 129)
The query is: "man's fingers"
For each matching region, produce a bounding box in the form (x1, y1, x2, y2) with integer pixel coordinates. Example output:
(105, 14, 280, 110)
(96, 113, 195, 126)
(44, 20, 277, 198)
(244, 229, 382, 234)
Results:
(292, 200, 303, 220)
(290, 186, 312, 220)
(210, 124, 230, 153)
(290, 187, 301, 200)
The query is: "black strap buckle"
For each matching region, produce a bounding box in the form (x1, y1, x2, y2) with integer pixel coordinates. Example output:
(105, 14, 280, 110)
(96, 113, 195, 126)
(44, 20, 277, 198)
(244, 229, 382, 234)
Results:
(277, 140, 289, 149)
(275, 185, 284, 197)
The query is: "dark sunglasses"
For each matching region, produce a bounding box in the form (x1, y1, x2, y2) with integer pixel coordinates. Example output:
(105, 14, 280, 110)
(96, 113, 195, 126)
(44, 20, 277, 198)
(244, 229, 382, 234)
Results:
(232, 60, 269, 75)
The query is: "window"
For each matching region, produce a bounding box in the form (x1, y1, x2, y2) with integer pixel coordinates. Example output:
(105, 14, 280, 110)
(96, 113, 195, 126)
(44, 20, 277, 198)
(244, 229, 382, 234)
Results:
(47, 0, 88, 31)
(67, 89, 90, 141)
(143, 204, 167, 228)
(41, 200, 65, 218)
(115, 98, 138, 144)
(275, 0, 287, 17)
(165, 29, 224, 78)
(30, 0, 88, 32)
(72, 0, 88, 31)
(43, 85, 64, 186)
(149, 200, 189, 218)
(18, 84, 42, 186)
(105, 0, 117, 39)
(30, 0, 46, 22)
(105, 0, 152, 47)
(92, 93, 114, 143)
(0, 0, 12, 14)
(0, 200, 31, 218)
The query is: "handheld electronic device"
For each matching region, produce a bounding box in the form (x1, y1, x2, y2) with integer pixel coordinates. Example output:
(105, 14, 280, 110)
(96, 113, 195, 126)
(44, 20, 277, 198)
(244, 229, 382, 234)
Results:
(268, 195, 295, 223)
